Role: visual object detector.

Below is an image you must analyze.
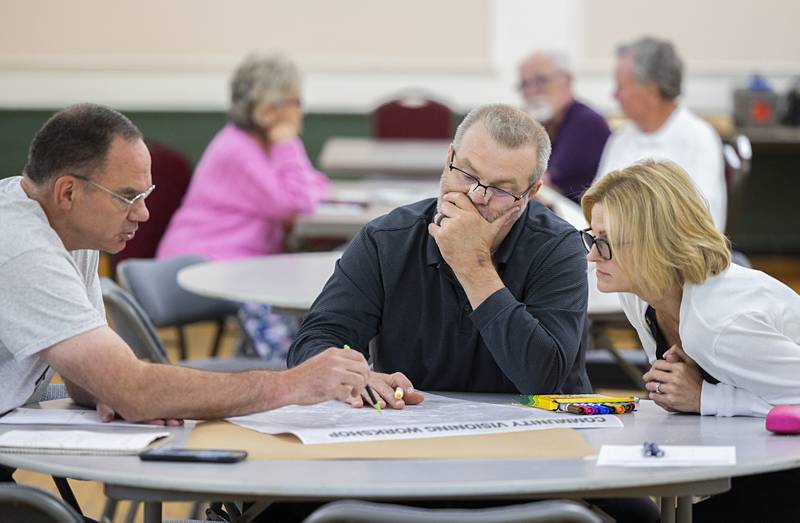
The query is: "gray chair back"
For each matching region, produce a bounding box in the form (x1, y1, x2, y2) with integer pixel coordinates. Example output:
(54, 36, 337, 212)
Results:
(100, 277, 170, 364)
(27, 383, 69, 404)
(0, 484, 84, 523)
(117, 256, 240, 328)
(303, 499, 603, 523)
(101, 277, 281, 371)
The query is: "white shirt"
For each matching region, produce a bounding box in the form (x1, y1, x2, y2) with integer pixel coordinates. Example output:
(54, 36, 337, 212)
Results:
(619, 264, 800, 417)
(596, 105, 727, 231)
(0, 177, 106, 414)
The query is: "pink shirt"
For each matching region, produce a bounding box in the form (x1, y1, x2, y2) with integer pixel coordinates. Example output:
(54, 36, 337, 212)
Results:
(157, 124, 329, 260)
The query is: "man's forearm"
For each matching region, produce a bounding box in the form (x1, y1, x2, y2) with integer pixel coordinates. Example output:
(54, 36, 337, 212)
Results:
(63, 379, 97, 408)
(106, 362, 290, 422)
(453, 262, 505, 309)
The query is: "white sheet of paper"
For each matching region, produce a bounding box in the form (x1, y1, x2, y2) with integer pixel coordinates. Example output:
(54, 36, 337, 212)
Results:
(228, 393, 624, 444)
(0, 407, 173, 429)
(0, 429, 170, 455)
(597, 445, 736, 467)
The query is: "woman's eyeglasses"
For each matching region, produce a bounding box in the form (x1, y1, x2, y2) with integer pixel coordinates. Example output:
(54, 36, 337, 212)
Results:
(580, 228, 612, 260)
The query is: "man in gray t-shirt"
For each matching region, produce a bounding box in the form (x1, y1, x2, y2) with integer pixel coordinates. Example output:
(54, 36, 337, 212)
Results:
(0, 176, 105, 413)
(0, 104, 374, 423)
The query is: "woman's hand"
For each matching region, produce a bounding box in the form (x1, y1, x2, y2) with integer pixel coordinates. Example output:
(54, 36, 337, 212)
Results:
(267, 102, 303, 143)
(642, 344, 703, 413)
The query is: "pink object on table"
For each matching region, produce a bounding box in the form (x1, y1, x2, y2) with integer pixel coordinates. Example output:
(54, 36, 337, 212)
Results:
(766, 405, 800, 434)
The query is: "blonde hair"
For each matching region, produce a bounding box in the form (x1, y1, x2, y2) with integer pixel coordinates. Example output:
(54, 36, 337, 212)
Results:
(581, 160, 731, 297)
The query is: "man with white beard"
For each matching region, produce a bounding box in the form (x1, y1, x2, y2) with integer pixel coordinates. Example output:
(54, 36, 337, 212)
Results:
(518, 51, 610, 203)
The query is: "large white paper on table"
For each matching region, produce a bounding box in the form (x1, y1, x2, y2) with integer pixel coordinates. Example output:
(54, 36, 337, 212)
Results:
(228, 393, 623, 444)
(0, 407, 180, 429)
(597, 445, 736, 467)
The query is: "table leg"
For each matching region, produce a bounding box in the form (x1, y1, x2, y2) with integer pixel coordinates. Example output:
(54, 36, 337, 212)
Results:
(661, 496, 676, 523)
(676, 496, 692, 523)
(143, 501, 162, 523)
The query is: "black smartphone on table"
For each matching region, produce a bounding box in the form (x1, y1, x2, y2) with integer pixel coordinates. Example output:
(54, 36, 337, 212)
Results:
(139, 448, 247, 463)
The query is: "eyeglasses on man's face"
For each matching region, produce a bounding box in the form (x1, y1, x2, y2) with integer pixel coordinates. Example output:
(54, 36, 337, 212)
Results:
(518, 72, 563, 92)
(72, 175, 155, 212)
(580, 228, 613, 261)
(448, 149, 535, 203)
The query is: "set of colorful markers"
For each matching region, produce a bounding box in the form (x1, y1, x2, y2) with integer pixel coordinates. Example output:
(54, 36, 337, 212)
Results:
(556, 402, 637, 415)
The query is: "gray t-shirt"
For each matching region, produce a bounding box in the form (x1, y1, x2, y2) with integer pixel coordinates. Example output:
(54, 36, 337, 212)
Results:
(0, 176, 106, 413)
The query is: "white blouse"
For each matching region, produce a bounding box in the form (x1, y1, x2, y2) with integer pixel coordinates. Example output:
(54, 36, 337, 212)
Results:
(619, 263, 800, 417)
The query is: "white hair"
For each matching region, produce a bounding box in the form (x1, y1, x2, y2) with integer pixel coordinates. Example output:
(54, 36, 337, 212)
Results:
(519, 50, 573, 75)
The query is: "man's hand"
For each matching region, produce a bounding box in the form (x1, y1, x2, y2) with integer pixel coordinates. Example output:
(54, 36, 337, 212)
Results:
(642, 344, 702, 413)
(283, 347, 371, 405)
(429, 192, 522, 275)
(348, 371, 425, 410)
(95, 402, 183, 426)
(428, 192, 522, 308)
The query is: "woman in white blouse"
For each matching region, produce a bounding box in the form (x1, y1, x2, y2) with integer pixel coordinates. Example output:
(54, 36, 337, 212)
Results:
(580, 159, 800, 521)
(581, 160, 799, 416)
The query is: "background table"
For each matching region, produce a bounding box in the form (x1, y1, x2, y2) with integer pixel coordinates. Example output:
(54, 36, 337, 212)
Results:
(3, 398, 799, 523)
(178, 251, 621, 318)
(294, 179, 586, 241)
(318, 137, 451, 178)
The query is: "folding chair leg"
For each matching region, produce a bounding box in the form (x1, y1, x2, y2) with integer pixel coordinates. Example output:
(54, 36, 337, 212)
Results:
(210, 318, 226, 358)
(124, 500, 139, 523)
(100, 497, 119, 523)
(176, 326, 188, 361)
(53, 476, 82, 516)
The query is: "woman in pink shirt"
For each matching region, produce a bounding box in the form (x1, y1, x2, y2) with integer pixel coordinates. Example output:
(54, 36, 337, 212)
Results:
(158, 54, 328, 260)
(158, 54, 329, 363)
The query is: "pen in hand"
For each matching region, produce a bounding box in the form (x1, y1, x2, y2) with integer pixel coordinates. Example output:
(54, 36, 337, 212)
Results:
(343, 344, 382, 413)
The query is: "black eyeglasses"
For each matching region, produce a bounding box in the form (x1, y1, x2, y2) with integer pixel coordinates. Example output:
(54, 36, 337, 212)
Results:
(580, 228, 612, 260)
(448, 149, 535, 202)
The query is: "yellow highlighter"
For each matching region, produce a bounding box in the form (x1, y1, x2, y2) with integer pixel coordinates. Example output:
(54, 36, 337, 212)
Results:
(343, 344, 382, 412)
(394, 387, 404, 400)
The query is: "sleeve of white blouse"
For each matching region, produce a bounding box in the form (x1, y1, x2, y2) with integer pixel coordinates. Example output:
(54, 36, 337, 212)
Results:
(701, 312, 800, 417)
(701, 381, 773, 417)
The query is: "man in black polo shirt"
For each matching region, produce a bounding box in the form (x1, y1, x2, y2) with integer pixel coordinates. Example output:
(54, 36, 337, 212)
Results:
(289, 103, 591, 409)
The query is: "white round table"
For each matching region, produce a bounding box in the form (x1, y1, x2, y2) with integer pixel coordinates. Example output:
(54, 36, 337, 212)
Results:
(2, 399, 798, 523)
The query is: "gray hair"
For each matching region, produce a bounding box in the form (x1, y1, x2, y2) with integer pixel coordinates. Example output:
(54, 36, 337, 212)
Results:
(617, 36, 683, 100)
(228, 53, 301, 130)
(453, 104, 552, 184)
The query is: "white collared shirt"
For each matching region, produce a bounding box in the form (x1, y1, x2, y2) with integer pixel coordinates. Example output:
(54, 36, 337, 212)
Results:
(596, 105, 727, 231)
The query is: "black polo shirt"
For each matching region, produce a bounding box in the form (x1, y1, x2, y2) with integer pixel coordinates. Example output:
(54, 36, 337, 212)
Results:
(288, 198, 591, 394)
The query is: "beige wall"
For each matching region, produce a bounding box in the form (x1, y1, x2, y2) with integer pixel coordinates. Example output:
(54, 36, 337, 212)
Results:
(0, 0, 490, 72)
(583, 0, 800, 68)
(1, 0, 798, 112)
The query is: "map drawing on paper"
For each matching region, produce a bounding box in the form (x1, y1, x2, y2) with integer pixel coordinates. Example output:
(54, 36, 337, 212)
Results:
(228, 393, 623, 444)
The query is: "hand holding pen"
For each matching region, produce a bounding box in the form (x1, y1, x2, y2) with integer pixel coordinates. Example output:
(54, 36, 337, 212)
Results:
(342, 344, 425, 410)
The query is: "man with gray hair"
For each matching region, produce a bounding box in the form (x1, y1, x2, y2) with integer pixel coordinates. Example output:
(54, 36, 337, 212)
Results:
(595, 36, 727, 230)
(518, 51, 610, 203)
(289, 104, 591, 407)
